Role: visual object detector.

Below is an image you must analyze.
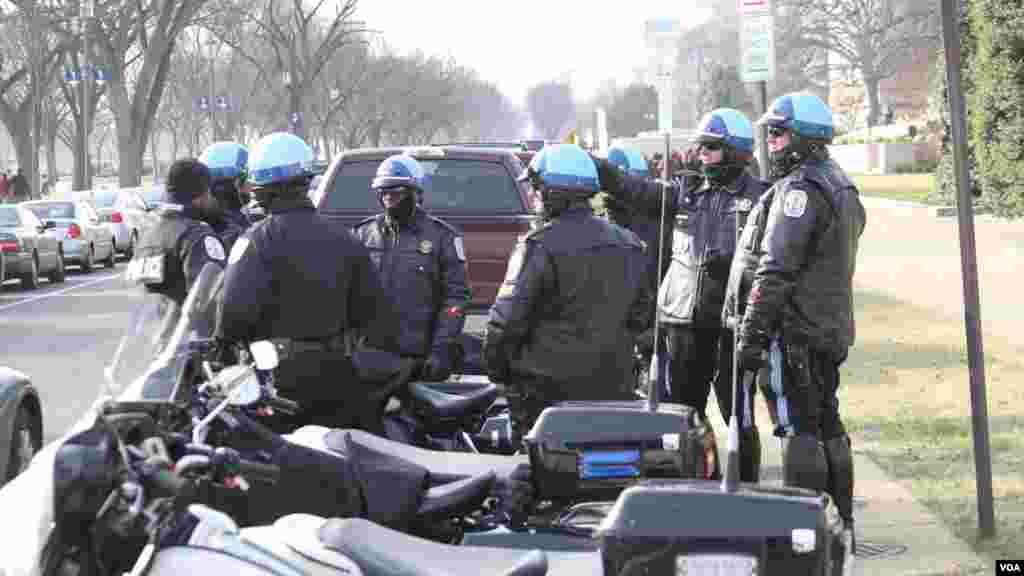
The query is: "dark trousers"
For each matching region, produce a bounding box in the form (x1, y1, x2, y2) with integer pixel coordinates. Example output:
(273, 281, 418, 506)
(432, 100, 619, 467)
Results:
(761, 342, 847, 440)
(271, 351, 385, 435)
(662, 323, 743, 421)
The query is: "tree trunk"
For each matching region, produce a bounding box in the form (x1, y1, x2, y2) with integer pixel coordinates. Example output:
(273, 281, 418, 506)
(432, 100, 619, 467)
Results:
(864, 77, 881, 128)
(45, 131, 57, 197)
(72, 121, 89, 191)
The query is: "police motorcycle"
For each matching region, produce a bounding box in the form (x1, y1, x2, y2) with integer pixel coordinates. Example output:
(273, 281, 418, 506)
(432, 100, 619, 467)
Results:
(0, 264, 513, 576)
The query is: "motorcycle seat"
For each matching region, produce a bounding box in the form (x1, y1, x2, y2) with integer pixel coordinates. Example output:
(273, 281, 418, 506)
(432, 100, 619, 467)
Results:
(408, 380, 499, 419)
(318, 517, 548, 576)
(320, 428, 529, 485)
(418, 470, 495, 520)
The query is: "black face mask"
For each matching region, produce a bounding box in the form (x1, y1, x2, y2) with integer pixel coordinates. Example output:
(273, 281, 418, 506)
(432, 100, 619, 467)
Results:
(378, 188, 416, 224)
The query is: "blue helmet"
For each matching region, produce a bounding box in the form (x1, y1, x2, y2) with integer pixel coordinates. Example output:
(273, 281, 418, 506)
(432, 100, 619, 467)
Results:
(607, 146, 649, 176)
(248, 132, 315, 188)
(696, 108, 755, 153)
(199, 141, 249, 181)
(371, 155, 425, 191)
(517, 143, 599, 194)
(757, 92, 834, 142)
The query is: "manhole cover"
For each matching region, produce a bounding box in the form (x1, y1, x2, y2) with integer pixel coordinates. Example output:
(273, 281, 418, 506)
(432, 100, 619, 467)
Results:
(855, 540, 908, 559)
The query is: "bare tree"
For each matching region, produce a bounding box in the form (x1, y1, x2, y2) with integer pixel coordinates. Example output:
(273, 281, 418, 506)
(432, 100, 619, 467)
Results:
(214, 0, 364, 142)
(84, 0, 211, 187)
(526, 80, 574, 140)
(778, 0, 938, 126)
(606, 82, 658, 139)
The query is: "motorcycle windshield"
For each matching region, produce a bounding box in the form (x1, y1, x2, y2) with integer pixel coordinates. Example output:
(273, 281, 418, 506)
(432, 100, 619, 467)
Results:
(103, 262, 224, 403)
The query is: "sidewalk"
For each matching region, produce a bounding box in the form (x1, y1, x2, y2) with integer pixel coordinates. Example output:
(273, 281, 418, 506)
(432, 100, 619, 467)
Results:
(753, 431, 988, 575)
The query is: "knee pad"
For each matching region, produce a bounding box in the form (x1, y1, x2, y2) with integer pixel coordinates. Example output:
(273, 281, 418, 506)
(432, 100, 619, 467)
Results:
(781, 435, 827, 493)
(740, 427, 761, 483)
(824, 435, 855, 523)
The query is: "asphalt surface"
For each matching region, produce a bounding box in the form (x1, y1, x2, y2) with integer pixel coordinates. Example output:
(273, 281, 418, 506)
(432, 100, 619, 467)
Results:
(0, 261, 130, 442)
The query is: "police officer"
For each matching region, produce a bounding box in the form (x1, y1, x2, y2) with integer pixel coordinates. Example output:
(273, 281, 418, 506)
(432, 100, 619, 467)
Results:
(654, 109, 770, 483)
(199, 141, 252, 250)
(216, 132, 399, 432)
(723, 92, 865, 538)
(484, 144, 651, 439)
(131, 158, 227, 305)
(352, 154, 471, 382)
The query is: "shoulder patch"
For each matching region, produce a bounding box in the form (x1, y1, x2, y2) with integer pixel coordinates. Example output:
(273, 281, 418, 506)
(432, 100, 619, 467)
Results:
(453, 237, 466, 261)
(227, 237, 250, 265)
(783, 189, 808, 218)
(204, 236, 226, 261)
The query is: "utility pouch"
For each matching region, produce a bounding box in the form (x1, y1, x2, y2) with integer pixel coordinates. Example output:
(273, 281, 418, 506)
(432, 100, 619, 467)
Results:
(784, 341, 811, 390)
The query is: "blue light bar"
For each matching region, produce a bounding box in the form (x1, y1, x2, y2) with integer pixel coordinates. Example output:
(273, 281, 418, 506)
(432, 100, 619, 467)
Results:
(580, 449, 641, 480)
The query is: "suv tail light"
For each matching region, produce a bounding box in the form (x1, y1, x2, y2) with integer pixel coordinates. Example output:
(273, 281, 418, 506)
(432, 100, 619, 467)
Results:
(0, 239, 18, 252)
(110, 211, 123, 223)
(67, 223, 82, 239)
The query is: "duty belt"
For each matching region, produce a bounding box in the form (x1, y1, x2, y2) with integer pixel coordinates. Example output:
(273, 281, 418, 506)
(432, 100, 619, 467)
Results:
(271, 334, 350, 360)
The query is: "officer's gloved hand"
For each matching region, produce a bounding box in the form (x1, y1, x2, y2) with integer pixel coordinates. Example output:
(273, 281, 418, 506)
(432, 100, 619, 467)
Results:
(494, 462, 534, 526)
(421, 350, 452, 382)
(634, 328, 655, 358)
(736, 339, 767, 373)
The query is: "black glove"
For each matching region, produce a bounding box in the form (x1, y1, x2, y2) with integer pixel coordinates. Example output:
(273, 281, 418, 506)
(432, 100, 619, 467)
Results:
(421, 350, 452, 382)
(494, 462, 534, 526)
(634, 328, 654, 357)
(736, 339, 766, 373)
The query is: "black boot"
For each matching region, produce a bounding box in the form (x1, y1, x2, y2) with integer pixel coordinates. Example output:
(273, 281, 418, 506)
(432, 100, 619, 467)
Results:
(825, 435, 855, 547)
(740, 427, 762, 483)
(781, 435, 827, 493)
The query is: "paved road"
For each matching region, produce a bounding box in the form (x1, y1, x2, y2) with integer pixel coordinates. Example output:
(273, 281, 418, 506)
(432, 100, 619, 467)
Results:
(0, 267, 130, 442)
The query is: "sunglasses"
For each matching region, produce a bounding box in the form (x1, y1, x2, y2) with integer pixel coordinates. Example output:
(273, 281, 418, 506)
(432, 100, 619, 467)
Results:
(767, 126, 789, 138)
(701, 141, 724, 152)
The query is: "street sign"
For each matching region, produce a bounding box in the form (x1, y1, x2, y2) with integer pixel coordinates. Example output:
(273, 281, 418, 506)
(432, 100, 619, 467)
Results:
(739, 0, 775, 83)
(63, 68, 82, 84)
(93, 67, 110, 82)
(196, 96, 210, 111)
(215, 95, 230, 111)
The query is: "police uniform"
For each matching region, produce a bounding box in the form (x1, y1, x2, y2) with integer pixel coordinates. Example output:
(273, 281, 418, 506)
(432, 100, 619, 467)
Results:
(353, 206, 471, 377)
(725, 155, 866, 527)
(658, 171, 769, 414)
(484, 206, 651, 435)
(216, 132, 399, 433)
(130, 159, 228, 305)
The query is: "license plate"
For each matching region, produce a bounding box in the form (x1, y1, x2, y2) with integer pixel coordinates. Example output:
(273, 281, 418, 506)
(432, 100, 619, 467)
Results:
(124, 255, 165, 284)
(676, 554, 758, 576)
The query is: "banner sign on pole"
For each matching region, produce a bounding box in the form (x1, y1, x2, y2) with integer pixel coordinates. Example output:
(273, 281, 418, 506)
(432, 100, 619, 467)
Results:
(739, 0, 775, 82)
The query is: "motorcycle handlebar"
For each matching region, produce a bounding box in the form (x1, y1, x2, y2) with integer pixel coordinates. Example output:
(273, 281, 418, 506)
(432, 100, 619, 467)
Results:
(236, 458, 281, 484)
(264, 393, 300, 415)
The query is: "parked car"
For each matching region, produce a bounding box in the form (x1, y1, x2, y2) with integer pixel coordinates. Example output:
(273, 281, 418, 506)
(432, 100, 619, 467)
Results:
(313, 146, 535, 309)
(0, 367, 43, 487)
(85, 188, 159, 260)
(0, 204, 64, 289)
(21, 200, 116, 272)
(140, 185, 166, 209)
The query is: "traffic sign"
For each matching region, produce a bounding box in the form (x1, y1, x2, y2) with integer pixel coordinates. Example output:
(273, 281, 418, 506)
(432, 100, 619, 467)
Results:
(739, 0, 775, 82)
(196, 96, 210, 111)
(215, 95, 230, 111)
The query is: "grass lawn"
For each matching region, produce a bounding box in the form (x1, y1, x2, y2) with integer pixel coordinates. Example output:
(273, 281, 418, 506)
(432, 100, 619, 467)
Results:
(852, 173, 936, 204)
(835, 290, 1022, 568)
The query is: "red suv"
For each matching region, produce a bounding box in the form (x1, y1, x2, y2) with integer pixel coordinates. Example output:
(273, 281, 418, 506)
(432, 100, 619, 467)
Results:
(312, 146, 537, 309)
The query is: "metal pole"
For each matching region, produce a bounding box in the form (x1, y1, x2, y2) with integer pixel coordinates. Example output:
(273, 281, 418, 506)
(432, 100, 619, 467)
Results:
(30, 1, 40, 199)
(757, 81, 769, 180)
(83, 11, 90, 189)
(208, 41, 216, 142)
(939, 0, 995, 539)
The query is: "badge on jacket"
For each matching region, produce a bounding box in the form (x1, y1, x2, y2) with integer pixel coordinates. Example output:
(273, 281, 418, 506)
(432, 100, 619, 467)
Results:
(737, 198, 753, 212)
(418, 240, 433, 254)
(783, 189, 808, 218)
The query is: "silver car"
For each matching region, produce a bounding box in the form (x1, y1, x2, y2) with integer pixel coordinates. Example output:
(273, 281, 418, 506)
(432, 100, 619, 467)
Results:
(21, 200, 117, 272)
(0, 367, 43, 486)
(87, 188, 158, 260)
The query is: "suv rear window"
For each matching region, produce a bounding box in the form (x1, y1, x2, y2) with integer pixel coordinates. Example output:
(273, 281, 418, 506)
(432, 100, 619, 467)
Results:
(321, 159, 523, 213)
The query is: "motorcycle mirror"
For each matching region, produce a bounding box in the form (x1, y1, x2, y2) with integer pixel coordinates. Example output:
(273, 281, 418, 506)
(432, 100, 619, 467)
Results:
(249, 340, 279, 371)
(230, 372, 262, 406)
